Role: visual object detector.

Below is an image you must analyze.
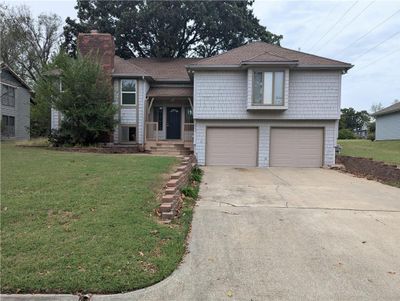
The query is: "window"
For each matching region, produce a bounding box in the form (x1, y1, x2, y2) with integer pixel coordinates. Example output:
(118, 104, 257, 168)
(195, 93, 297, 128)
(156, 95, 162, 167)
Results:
(1, 115, 15, 137)
(1, 84, 16, 107)
(153, 107, 163, 131)
(121, 79, 136, 105)
(253, 71, 285, 105)
(185, 107, 193, 123)
(121, 126, 136, 142)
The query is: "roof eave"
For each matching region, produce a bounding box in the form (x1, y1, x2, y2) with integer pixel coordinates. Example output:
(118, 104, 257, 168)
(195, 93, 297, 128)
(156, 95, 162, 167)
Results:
(296, 64, 354, 70)
(186, 64, 242, 71)
(1, 63, 33, 93)
(373, 110, 400, 117)
(112, 73, 152, 79)
(241, 61, 298, 66)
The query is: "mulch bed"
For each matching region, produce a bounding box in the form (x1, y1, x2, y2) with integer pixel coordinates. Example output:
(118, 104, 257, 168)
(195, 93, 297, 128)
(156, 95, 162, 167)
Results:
(51, 146, 139, 154)
(335, 155, 400, 187)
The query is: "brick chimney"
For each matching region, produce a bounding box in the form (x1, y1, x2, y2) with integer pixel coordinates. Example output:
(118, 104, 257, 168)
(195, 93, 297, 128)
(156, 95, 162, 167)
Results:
(77, 30, 115, 75)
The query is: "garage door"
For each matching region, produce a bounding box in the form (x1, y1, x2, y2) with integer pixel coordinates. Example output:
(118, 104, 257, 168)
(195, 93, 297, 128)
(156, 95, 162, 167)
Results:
(270, 128, 324, 167)
(206, 128, 258, 166)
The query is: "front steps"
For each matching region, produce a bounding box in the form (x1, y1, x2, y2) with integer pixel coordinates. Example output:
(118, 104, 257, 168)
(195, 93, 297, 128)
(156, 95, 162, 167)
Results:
(146, 141, 193, 156)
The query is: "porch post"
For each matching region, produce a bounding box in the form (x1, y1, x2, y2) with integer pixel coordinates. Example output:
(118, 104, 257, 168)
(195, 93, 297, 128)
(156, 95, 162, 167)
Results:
(144, 97, 148, 144)
(188, 97, 193, 109)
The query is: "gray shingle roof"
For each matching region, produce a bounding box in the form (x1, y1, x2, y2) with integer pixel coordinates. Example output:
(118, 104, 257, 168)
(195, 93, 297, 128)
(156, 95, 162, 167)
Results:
(189, 42, 352, 68)
(147, 87, 193, 97)
(113, 57, 200, 81)
(373, 102, 400, 117)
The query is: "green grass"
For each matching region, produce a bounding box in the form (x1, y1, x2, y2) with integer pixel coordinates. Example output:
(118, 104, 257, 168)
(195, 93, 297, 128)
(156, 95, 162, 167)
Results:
(338, 139, 400, 165)
(1, 143, 194, 294)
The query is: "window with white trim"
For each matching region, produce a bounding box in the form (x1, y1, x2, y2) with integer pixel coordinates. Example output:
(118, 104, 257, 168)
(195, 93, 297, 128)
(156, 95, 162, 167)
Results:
(1, 115, 15, 137)
(153, 107, 163, 131)
(1, 84, 16, 107)
(253, 71, 285, 105)
(121, 126, 136, 142)
(185, 107, 193, 123)
(121, 79, 136, 105)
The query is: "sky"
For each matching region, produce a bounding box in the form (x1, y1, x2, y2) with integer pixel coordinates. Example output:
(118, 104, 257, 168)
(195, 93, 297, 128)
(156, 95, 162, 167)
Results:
(6, 0, 400, 112)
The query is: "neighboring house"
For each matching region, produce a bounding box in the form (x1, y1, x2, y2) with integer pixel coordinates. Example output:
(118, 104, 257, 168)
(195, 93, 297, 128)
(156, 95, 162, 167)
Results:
(1, 63, 31, 140)
(51, 31, 352, 167)
(373, 102, 400, 141)
(354, 123, 368, 139)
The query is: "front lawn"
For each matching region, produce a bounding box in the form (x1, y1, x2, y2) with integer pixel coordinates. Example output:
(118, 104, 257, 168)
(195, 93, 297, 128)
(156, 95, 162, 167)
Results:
(1, 143, 193, 294)
(338, 139, 400, 165)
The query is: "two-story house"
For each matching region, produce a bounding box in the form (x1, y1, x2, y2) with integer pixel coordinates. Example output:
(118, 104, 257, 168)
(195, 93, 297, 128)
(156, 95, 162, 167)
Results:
(51, 31, 352, 167)
(1, 63, 31, 140)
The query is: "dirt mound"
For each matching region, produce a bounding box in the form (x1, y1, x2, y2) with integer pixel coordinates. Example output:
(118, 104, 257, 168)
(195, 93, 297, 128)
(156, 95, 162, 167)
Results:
(336, 155, 400, 187)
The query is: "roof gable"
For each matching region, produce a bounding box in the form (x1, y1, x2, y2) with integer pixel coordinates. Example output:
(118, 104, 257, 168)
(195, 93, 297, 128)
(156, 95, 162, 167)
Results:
(1, 63, 32, 92)
(190, 42, 352, 68)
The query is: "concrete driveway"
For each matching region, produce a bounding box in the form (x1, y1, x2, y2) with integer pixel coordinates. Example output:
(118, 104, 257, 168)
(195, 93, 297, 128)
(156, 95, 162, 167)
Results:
(5, 167, 399, 301)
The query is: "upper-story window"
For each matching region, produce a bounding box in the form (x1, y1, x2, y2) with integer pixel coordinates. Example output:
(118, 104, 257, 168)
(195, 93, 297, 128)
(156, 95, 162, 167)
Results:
(121, 79, 136, 105)
(253, 71, 285, 106)
(1, 84, 16, 107)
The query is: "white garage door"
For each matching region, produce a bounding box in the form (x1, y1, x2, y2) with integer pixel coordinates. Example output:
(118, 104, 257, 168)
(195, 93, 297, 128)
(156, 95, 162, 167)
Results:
(270, 128, 324, 167)
(206, 128, 258, 166)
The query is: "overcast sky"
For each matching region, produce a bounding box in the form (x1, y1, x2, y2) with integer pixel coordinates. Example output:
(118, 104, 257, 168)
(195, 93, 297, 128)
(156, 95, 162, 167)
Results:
(7, 0, 400, 112)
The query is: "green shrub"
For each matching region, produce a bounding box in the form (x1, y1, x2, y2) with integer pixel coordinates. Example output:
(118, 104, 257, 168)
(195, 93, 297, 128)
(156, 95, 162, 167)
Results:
(48, 129, 73, 147)
(368, 132, 375, 141)
(181, 186, 199, 199)
(181, 166, 203, 199)
(338, 128, 356, 139)
(36, 52, 117, 146)
(190, 166, 203, 182)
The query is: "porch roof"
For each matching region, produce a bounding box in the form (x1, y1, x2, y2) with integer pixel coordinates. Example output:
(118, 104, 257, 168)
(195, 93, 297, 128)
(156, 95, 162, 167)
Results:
(147, 87, 193, 98)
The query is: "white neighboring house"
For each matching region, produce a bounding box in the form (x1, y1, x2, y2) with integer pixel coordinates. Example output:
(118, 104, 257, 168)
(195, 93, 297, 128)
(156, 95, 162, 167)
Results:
(373, 102, 400, 141)
(1, 63, 31, 140)
(51, 31, 353, 167)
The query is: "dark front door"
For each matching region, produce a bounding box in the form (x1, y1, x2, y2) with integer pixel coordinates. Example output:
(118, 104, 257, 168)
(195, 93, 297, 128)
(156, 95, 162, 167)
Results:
(166, 107, 181, 139)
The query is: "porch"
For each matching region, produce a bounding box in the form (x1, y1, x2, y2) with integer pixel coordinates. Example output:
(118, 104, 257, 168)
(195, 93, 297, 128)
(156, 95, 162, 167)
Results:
(144, 88, 194, 154)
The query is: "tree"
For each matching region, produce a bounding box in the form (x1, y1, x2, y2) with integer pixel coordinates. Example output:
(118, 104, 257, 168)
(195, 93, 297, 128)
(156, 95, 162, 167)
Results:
(1, 4, 62, 137)
(63, 0, 282, 58)
(36, 52, 117, 145)
(339, 108, 371, 131)
(0, 4, 62, 84)
(370, 102, 384, 113)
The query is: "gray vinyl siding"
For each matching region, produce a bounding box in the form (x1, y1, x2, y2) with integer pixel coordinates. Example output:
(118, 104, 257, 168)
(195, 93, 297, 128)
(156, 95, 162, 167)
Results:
(112, 78, 148, 144)
(112, 79, 120, 142)
(194, 70, 342, 120)
(1, 69, 30, 140)
(138, 80, 150, 145)
(195, 120, 336, 167)
(51, 108, 60, 130)
(375, 112, 400, 140)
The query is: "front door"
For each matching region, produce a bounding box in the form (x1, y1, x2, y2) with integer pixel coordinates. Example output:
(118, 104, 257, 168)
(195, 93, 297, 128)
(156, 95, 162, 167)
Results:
(166, 107, 181, 139)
